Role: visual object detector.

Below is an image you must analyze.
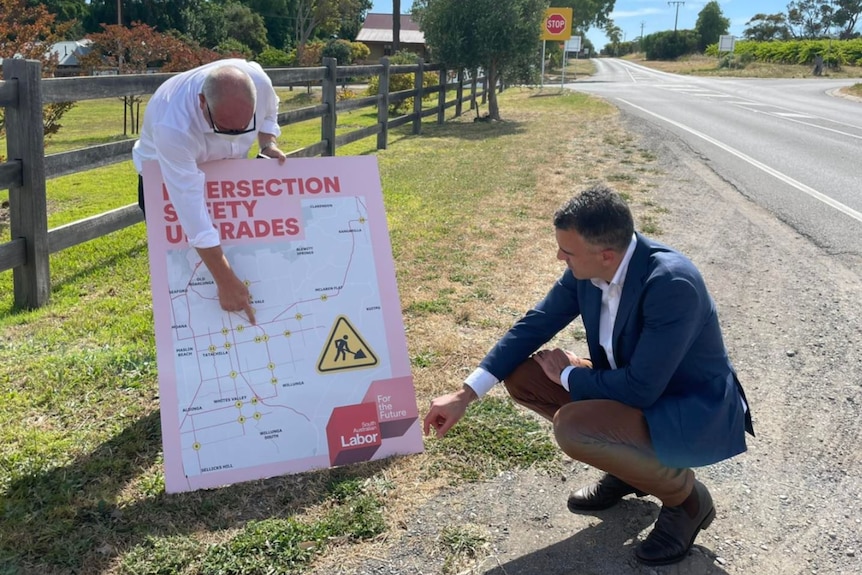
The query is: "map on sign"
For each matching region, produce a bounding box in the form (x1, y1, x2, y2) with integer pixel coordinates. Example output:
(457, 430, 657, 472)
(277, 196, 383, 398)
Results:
(143, 156, 423, 493)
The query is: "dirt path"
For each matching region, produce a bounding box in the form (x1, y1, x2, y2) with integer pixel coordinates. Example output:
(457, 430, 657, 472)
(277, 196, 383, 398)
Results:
(309, 112, 862, 575)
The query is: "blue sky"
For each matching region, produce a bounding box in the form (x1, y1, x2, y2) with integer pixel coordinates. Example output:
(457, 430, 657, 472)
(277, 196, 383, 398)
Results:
(369, 1, 791, 49)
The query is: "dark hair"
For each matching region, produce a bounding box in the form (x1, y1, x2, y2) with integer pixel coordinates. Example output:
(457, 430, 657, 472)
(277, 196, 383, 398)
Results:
(553, 184, 634, 252)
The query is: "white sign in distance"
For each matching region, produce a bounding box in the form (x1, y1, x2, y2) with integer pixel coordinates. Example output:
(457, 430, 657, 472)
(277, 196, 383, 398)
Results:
(565, 36, 582, 54)
(718, 35, 736, 53)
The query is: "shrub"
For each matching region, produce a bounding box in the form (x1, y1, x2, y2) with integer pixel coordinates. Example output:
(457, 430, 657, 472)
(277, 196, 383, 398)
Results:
(366, 51, 438, 115)
(366, 68, 439, 115)
(256, 46, 294, 67)
(349, 41, 371, 64)
(217, 38, 253, 59)
(322, 39, 352, 64)
(718, 51, 755, 69)
(643, 30, 700, 60)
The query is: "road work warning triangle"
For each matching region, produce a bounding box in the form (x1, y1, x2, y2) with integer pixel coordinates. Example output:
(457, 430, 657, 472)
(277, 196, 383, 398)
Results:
(317, 315, 379, 373)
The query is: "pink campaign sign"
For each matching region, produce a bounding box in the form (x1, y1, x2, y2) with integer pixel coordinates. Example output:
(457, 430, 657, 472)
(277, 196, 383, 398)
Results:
(142, 156, 423, 493)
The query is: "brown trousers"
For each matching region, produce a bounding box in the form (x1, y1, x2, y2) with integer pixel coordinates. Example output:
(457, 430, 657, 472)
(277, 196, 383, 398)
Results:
(504, 358, 694, 506)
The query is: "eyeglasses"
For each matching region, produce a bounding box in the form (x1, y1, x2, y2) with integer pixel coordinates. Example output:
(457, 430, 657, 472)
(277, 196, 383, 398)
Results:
(205, 102, 256, 136)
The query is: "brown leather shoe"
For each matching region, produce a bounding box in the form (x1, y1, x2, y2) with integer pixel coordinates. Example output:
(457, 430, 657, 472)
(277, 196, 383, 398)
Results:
(567, 473, 647, 512)
(635, 480, 716, 566)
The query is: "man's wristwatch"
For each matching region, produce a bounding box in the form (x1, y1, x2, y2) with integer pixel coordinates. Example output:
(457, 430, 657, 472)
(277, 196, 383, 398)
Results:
(260, 141, 277, 152)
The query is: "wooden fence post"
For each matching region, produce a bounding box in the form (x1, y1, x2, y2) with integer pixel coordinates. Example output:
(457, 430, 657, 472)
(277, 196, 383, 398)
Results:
(470, 70, 478, 111)
(482, 74, 488, 105)
(455, 69, 464, 117)
(321, 57, 337, 156)
(437, 66, 446, 124)
(412, 60, 423, 135)
(377, 57, 390, 150)
(4, 59, 50, 309)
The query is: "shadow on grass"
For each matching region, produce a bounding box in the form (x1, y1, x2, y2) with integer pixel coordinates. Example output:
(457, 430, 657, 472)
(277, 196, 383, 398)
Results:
(406, 117, 528, 142)
(0, 230, 149, 320)
(0, 410, 398, 573)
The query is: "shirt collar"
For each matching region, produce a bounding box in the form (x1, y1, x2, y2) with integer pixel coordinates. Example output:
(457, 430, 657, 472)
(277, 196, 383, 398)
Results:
(591, 234, 638, 290)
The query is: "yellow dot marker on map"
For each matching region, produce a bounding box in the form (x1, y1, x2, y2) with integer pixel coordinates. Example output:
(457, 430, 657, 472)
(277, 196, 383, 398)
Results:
(235, 400, 243, 408)
(193, 442, 201, 450)
(295, 313, 303, 321)
(238, 416, 246, 424)
(209, 345, 216, 353)
(222, 328, 229, 336)
(263, 334, 269, 342)
(271, 377, 278, 385)
(268, 362, 275, 370)
(237, 325, 245, 333)
(321, 295, 328, 302)
(230, 371, 237, 379)
(254, 336, 262, 343)
(283, 330, 292, 337)
(251, 397, 259, 405)
(224, 342, 232, 350)
(359, 217, 366, 224)
(253, 412, 262, 420)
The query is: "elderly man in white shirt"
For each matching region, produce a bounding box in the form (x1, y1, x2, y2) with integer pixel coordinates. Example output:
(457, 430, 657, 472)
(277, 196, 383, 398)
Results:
(133, 59, 286, 324)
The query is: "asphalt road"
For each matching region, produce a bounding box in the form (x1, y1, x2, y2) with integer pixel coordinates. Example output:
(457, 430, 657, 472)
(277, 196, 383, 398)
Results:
(568, 58, 862, 273)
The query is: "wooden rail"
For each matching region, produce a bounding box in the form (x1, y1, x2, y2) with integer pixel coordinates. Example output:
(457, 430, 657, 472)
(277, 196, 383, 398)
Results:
(0, 58, 500, 309)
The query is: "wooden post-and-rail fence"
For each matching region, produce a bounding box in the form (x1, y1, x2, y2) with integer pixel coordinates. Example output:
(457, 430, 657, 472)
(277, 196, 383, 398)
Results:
(0, 57, 501, 310)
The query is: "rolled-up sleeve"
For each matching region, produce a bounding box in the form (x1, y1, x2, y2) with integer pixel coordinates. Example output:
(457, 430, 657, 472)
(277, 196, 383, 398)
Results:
(248, 62, 281, 138)
(154, 123, 220, 248)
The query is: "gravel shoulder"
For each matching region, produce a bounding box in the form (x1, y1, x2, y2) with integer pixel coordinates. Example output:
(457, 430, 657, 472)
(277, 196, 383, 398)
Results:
(310, 110, 862, 575)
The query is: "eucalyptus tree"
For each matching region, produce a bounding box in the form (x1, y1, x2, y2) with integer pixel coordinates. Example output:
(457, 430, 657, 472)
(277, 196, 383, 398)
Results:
(743, 13, 791, 41)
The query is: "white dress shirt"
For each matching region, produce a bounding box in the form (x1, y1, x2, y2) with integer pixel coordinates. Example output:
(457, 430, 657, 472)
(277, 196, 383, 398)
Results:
(132, 59, 281, 249)
(465, 234, 638, 397)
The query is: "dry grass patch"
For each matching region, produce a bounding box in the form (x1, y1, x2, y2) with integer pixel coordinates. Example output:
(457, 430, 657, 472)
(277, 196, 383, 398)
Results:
(843, 83, 862, 98)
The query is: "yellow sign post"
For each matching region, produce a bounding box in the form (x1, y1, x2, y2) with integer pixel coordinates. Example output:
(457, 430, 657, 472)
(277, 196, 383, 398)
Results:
(540, 8, 573, 87)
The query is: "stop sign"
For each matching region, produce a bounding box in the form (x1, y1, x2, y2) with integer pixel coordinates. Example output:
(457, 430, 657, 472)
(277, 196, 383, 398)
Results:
(546, 13, 566, 35)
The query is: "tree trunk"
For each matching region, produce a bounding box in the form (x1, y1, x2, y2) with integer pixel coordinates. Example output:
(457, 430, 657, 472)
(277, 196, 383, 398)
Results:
(488, 62, 500, 120)
(393, 0, 401, 54)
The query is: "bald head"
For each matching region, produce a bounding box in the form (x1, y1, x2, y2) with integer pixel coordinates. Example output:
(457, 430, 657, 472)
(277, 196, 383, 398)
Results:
(200, 65, 257, 133)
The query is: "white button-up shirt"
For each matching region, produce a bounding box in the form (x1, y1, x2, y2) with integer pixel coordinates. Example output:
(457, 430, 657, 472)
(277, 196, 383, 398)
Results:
(589, 234, 638, 370)
(132, 59, 281, 248)
(465, 235, 637, 397)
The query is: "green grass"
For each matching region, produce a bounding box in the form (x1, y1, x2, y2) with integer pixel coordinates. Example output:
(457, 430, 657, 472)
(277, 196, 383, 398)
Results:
(439, 524, 489, 574)
(119, 489, 386, 575)
(0, 87, 612, 574)
(423, 397, 561, 482)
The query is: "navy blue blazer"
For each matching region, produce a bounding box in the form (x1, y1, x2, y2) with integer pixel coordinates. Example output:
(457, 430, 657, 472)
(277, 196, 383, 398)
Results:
(480, 234, 753, 468)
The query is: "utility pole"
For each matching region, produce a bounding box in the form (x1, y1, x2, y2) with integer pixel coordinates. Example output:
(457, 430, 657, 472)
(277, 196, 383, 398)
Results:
(668, 1, 685, 32)
(640, 21, 645, 53)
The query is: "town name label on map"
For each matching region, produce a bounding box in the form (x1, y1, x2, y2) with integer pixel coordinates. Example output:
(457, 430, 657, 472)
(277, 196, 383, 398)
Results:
(158, 176, 342, 244)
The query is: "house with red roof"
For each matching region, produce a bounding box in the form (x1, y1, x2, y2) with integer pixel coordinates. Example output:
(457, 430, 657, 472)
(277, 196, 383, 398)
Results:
(356, 13, 427, 62)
